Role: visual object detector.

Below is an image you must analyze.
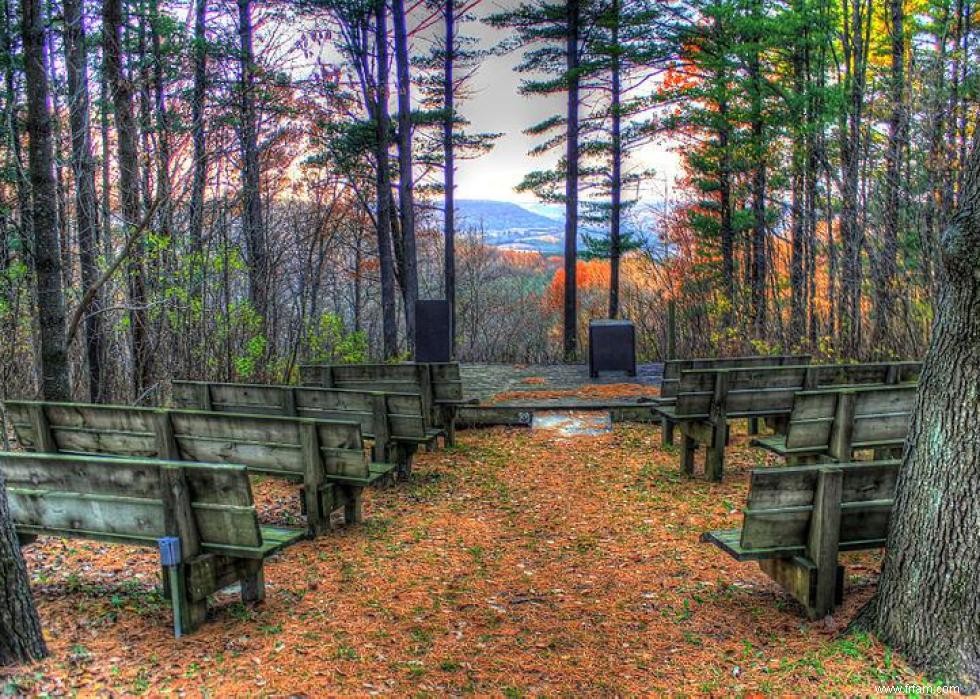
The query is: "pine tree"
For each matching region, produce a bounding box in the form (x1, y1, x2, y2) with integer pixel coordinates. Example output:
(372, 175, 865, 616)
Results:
(488, 0, 595, 358)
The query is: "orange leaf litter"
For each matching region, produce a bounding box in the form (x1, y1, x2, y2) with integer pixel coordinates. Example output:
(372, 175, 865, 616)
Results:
(3, 422, 919, 694)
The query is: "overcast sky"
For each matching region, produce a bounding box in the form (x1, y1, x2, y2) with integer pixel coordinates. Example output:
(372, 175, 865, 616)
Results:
(442, 5, 682, 204)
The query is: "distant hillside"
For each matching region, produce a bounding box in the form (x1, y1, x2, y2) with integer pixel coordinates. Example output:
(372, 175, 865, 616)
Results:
(443, 198, 659, 256)
(454, 199, 564, 232)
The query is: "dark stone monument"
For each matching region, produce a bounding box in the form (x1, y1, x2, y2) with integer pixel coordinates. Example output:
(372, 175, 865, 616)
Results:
(588, 319, 637, 378)
(415, 299, 452, 362)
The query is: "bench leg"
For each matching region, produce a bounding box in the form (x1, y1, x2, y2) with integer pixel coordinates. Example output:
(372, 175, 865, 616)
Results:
(661, 417, 674, 446)
(806, 468, 843, 619)
(705, 419, 726, 482)
(681, 435, 696, 476)
(748, 417, 759, 435)
(769, 415, 789, 435)
(241, 560, 266, 604)
(176, 562, 208, 635)
(758, 557, 844, 619)
(393, 443, 415, 480)
(444, 407, 457, 448)
(343, 486, 364, 525)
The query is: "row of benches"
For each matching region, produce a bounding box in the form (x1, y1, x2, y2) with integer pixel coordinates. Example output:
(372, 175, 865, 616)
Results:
(2, 361, 472, 635)
(659, 354, 919, 619)
(652, 358, 920, 479)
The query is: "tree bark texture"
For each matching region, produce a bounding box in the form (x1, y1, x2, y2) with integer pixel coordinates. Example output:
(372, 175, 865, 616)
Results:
(0, 471, 47, 665)
(871, 141, 980, 691)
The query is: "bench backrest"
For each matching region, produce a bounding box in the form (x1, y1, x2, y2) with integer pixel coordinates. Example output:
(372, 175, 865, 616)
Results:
(171, 381, 429, 442)
(738, 460, 899, 555)
(2, 400, 370, 481)
(662, 355, 811, 399)
(427, 362, 464, 401)
(300, 362, 463, 401)
(785, 384, 917, 458)
(673, 361, 921, 418)
(301, 363, 433, 417)
(1, 450, 266, 556)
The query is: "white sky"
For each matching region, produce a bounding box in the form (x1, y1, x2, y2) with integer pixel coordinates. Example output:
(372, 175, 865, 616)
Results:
(445, 8, 683, 204)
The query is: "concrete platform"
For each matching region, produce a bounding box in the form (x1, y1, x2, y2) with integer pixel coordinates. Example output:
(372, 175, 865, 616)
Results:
(456, 362, 664, 429)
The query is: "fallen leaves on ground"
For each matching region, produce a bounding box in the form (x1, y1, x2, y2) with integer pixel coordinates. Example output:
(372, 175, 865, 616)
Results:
(3, 422, 917, 695)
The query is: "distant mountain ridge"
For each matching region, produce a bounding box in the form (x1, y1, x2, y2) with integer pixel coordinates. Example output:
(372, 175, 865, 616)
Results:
(454, 199, 564, 232)
(445, 198, 658, 256)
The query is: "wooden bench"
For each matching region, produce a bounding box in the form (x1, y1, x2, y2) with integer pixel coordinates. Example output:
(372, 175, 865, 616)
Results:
(657, 355, 812, 445)
(3, 450, 305, 635)
(3, 400, 397, 536)
(299, 362, 476, 447)
(651, 361, 920, 480)
(753, 384, 916, 464)
(702, 460, 898, 619)
(171, 380, 440, 473)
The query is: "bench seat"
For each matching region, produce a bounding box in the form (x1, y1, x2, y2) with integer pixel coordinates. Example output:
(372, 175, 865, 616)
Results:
(703, 526, 889, 562)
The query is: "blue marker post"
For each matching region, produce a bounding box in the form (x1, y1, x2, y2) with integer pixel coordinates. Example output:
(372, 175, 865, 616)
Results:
(158, 536, 183, 638)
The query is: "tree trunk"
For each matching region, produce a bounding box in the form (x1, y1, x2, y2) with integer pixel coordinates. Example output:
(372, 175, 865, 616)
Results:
(838, 0, 869, 357)
(869, 141, 980, 692)
(237, 0, 268, 329)
(104, 0, 152, 399)
(374, 0, 398, 357)
(608, 0, 621, 320)
(789, 7, 806, 346)
(64, 0, 105, 403)
(392, 0, 418, 352)
(189, 0, 207, 255)
(23, 0, 70, 401)
(442, 0, 456, 356)
(563, 0, 580, 361)
(0, 470, 47, 665)
(748, 0, 767, 338)
(712, 14, 734, 326)
(872, 0, 905, 353)
(149, 0, 172, 248)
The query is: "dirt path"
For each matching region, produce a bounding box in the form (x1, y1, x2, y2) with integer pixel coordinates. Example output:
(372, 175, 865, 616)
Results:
(3, 424, 917, 694)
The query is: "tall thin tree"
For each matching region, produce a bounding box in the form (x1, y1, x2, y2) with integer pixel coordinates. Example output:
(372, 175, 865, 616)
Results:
(23, 0, 69, 400)
(563, 0, 580, 360)
(104, 0, 153, 398)
(238, 0, 268, 330)
(64, 0, 104, 402)
(392, 0, 418, 350)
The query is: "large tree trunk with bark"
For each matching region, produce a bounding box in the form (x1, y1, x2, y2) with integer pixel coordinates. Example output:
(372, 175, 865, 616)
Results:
(22, 0, 70, 401)
(0, 471, 46, 665)
(868, 141, 980, 691)
(563, 0, 580, 361)
(64, 0, 104, 403)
